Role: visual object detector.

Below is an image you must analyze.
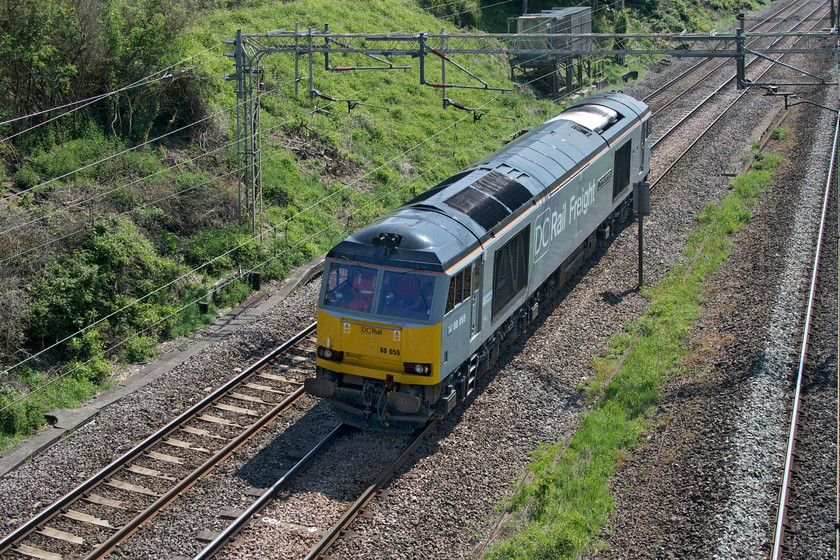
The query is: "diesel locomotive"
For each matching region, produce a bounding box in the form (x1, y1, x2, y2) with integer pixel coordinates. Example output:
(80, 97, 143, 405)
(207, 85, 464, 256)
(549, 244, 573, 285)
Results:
(304, 92, 651, 430)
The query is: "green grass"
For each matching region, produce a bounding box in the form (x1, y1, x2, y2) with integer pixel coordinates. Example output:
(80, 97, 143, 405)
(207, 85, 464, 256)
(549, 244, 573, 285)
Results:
(486, 151, 780, 559)
(0, 359, 113, 450)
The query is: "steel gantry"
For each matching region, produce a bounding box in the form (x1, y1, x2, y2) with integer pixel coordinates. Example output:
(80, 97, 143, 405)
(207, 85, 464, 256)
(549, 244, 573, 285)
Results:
(225, 24, 837, 233)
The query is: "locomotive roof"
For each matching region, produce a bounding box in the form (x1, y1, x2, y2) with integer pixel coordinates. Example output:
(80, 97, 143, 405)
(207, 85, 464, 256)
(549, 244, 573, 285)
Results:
(327, 92, 649, 273)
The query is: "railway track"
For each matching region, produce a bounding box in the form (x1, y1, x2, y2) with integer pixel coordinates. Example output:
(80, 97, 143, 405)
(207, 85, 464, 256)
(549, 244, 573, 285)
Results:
(192, 422, 349, 560)
(0, 317, 436, 560)
(646, 1, 831, 187)
(642, 0, 818, 115)
(770, 97, 839, 559)
(185, 419, 437, 560)
(0, 324, 317, 560)
(587, 3, 837, 554)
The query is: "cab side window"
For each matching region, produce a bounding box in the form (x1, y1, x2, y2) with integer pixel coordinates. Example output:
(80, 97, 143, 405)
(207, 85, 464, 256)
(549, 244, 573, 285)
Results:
(445, 265, 472, 315)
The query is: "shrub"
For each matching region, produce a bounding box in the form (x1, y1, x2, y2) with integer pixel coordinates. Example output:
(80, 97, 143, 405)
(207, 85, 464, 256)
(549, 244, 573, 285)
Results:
(0, 277, 27, 364)
(13, 167, 38, 190)
(213, 277, 252, 308)
(122, 335, 158, 362)
(27, 216, 185, 359)
(0, 386, 44, 437)
(182, 225, 260, 274)
(65, 357, 110, 386)
(66, 329, 104, 362)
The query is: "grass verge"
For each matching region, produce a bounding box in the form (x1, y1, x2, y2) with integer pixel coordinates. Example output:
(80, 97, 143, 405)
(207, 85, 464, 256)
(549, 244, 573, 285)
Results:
(485, 151, 779, 559)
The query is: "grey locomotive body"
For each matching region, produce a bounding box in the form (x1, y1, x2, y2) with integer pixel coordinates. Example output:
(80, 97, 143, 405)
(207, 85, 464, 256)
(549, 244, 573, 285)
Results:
(307, 92, 651, 430)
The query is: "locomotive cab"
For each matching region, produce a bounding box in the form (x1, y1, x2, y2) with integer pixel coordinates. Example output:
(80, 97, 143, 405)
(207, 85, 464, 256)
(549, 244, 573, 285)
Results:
(307, 252, 452, 430)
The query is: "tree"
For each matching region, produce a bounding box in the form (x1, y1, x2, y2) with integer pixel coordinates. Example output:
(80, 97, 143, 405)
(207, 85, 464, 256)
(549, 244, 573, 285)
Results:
(0, 0, 200, 146)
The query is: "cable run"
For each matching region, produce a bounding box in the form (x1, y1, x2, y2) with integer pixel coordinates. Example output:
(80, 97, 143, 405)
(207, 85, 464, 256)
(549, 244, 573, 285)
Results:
(0, 104, 525, 415)
(0, 46, 226, 144)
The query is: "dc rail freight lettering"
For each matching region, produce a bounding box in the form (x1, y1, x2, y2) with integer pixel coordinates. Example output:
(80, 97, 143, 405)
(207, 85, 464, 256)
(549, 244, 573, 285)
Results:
(305, 92, 651, 431)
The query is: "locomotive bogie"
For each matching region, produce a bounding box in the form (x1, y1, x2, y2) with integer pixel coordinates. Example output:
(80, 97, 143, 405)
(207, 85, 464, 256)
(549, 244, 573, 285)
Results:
(306, 92, 652, 431)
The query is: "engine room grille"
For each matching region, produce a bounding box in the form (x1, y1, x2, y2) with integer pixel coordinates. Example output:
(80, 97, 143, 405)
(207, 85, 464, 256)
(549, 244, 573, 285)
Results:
(471, 171, 532, 211)
(408, 169, 473, 205)
(492, 226, 530, 319)
(444, 187, 509, 231)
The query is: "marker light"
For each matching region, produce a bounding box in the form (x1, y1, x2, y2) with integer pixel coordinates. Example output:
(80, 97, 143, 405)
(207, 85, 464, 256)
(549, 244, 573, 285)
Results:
(317, 346, 344, 362)
(404, 362, 431, 376)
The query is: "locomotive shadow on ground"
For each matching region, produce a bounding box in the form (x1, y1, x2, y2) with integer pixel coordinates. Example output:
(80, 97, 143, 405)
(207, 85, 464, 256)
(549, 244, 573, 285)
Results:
(231, 398, 344, 490)
(231, 218, 642, 497)
(486, 215, 641, 411)
(351, 234, 639, 493)
(802, 354, 837, 394)
(232, 397, 436, 504)
(600, 287, 638, 307)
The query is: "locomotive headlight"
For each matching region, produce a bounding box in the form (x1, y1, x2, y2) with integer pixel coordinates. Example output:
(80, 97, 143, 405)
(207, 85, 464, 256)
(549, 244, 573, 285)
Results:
(404, 362, 431, 376)
(317, 346, 344, 362)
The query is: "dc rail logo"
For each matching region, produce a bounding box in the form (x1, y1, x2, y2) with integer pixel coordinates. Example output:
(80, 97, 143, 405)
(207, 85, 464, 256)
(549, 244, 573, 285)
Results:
(533, 181, 597, 263)
(533, 205, 567, 263)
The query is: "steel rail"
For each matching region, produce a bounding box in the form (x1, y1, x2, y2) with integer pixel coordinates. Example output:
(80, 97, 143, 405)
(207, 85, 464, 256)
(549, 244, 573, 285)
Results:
(0, 321, 317, 558)
(652, 1, 825, 145)
(647, 0, 815, 118)
(642, 0, 814, 107)
(770, 96, 840, 560)
(650, 5, 827, 188)
(192, 423, 350, 560)
(303, 418, 440, 560)
(84, 389, 306, 560)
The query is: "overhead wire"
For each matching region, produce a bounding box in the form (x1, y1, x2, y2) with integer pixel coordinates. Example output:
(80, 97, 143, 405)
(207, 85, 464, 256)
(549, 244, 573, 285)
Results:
(0, 79, 373, 262)
(0, 53, 387, 241)
(0, 77, 305, 239)
(1, 0, 591, 225)
(2, 19, 559, 263)
(0, 43, 224, 128)
(0, 0, 573, 407)
(0, 44, 226, 144)
(2, 103, 229, 205)
(0, 78, 379, 375)
(2, 9, 565, 264)
(0, 66, 542, 413)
